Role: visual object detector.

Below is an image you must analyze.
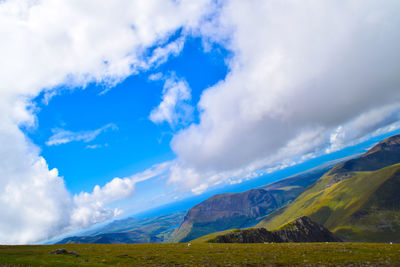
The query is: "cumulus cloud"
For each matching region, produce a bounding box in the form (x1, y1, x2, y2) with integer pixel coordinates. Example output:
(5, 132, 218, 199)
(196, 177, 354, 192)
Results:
(149, 73, 193, 127)
(327, 104, 400, 153)
(71, 162, 170, 228)
(169, 0, 400, 191)
(46, 124, 117, 146)
(0, 0, 214, 244)
(2, 0, 400, 243)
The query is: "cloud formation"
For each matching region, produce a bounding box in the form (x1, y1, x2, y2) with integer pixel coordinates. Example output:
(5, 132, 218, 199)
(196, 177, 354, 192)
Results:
(0, 0, 213, 244)
(149, 74, 193, 127)
(46, 124, 117, 146)
(170, 0, 400, 191)
(71, 162, 170, 229)
(2, 0, 400, 244)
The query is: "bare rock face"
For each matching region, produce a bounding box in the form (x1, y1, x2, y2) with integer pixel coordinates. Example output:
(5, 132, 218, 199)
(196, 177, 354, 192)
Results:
(209, 216, 342, 243)
(273, 216, 342, 243)
(184, 189, 279, 225)
(174, 189, 283, 242)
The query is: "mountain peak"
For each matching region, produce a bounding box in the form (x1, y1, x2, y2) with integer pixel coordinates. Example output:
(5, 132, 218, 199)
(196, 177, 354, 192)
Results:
(364, 134, 400, 156)
(327, 134, 400, 175)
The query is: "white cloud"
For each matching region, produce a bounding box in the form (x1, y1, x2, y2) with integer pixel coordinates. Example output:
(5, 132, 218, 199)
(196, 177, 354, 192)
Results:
(327, 104, 400, 153)
(169, 0, 400, 191)
(2, 0, 400, 244)
(148, 72, 164, 81)
(86, 144, 107, 150)
(46, 124, 117, 146)
(0, 154, 72, 244)
(0, 0, 214, 244)
(149, 74, 193, 127)
(148, 36, 186, 68)
(71, 162, 170, 228)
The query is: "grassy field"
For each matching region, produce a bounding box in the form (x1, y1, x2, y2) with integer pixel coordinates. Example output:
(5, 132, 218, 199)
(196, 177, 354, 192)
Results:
(0, 243, 399, 266)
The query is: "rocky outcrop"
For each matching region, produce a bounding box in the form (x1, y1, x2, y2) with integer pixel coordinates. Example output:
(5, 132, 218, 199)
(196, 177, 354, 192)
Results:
(273, 216, 342, 242)
(209, 228, 280, 243)
(209, 216, 342, 243)
(49, 248, 79, 257)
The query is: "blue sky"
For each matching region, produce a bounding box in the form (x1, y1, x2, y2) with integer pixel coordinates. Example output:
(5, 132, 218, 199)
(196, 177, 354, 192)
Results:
(1, 0, 400, 244)
(28, 37, 230, 194)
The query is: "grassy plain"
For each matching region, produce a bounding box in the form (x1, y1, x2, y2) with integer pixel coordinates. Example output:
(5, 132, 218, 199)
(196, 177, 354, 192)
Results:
(0, 243, 399, 266)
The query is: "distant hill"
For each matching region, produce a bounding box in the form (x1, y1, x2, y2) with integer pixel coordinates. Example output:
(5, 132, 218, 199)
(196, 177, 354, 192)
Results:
(169, 167, 329, 242)
(58, 211, 185, 244)
(258, 134, 400, 242)
(194, 216, 341, 243)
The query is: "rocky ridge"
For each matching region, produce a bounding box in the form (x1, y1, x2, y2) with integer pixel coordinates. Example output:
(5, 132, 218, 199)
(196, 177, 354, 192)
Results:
(209, 216, 341, 243)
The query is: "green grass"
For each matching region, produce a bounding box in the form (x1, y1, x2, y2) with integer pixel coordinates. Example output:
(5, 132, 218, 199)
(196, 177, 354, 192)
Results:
(0, 243, 400, 266)
(257, 164, 400, 241)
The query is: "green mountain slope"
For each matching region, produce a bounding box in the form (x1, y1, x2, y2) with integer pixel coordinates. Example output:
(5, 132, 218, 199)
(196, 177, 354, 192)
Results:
(169, 167, 329, 242)
(258, 134, 400, 242)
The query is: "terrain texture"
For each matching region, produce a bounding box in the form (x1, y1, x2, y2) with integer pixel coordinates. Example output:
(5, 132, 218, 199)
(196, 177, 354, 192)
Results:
(170, 168, 328, 242)
(258, 134, 400, 242)
(1, 243, 399, 266)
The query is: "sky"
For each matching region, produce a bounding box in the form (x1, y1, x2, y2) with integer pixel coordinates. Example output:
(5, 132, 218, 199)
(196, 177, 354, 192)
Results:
(1, 0, 400, 244)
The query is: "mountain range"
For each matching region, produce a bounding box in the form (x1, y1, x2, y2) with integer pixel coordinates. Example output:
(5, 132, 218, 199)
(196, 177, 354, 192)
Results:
(58, 211, 185, 244)
(258, 134, 400, 242)
(169, 167, 329, 242)
(58, 133, 400, 244)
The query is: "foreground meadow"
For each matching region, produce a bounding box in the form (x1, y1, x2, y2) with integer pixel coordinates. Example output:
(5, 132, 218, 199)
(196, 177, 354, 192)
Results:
(0, 243, 399, 266)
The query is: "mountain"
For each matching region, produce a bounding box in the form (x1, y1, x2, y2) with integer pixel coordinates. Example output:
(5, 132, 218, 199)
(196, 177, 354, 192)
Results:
(58, 211, 185, 244)
(194, 216, 341, 243)
(258, 134, 400, 242)
(326, 134, 400, 175)
(169, 167, 329, 242)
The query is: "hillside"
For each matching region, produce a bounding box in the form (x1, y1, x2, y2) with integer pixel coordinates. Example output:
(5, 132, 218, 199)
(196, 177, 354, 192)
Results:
(170, 167, 329, 242)
(58, 211, 185, 244)
(327, 134, 400, 175)
(195, 216, 341, 243)
(258, 134, 400, 242)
